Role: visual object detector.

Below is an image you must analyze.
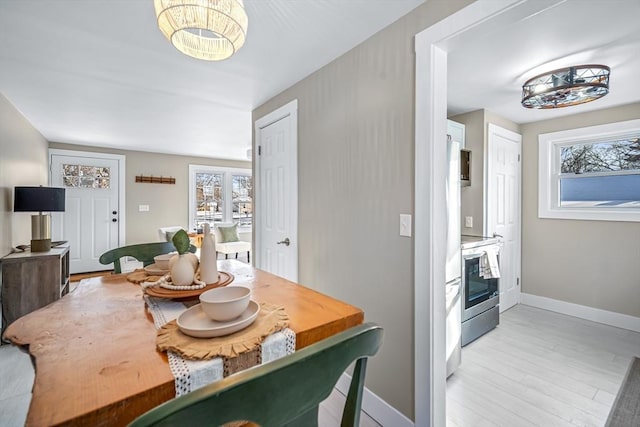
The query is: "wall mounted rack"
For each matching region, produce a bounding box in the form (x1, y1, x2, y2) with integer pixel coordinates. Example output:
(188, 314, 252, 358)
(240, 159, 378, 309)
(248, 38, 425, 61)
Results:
(135, 175, 176, 184)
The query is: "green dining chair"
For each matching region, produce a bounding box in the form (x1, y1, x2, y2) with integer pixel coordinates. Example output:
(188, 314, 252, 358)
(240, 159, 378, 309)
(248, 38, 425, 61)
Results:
(99, 242, 197, 274)
(128, 322, 383, 427)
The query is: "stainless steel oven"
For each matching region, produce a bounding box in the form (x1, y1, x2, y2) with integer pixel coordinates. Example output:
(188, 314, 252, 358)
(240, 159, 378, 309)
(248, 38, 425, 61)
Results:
(461, 237, 500, 346)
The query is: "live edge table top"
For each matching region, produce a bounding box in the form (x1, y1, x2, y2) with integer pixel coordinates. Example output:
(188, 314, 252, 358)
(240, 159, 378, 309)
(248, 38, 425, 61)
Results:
(3, 260, 364, 427)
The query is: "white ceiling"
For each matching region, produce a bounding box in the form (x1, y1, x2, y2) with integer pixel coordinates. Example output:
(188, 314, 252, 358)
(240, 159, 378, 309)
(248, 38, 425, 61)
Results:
(0, 0, 425, 161)
(447, 0, 640, 124)
(2, 1, 638, 162)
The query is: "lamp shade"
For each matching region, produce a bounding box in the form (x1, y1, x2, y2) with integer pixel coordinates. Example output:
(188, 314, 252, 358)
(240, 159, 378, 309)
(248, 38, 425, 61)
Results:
(154, 0, 248, 61)
(14, 186, 66, 212)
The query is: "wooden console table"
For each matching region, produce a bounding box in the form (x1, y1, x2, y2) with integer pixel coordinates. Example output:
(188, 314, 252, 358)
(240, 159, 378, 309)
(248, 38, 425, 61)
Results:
(1, 245, 70, 339)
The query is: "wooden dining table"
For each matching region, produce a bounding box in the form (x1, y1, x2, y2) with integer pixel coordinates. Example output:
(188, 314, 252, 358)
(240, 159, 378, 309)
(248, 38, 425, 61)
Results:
(3, 260, 364, 427)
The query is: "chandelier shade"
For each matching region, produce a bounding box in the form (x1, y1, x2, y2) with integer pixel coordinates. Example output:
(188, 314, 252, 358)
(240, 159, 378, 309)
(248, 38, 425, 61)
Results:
(521, 64, 610, 109)
(154, 0, 248, 61)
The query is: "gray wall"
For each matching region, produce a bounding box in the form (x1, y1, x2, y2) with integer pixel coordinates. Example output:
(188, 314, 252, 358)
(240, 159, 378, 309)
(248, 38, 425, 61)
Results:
(521, 102, 640, 317)
(452, 104, 638, 317)
(0, 93, 49, 258)
(49, 142, 250, 244)
(450, 110, 485, 236)
(253, 0, 474, 419)
(451, 109, 520, 237)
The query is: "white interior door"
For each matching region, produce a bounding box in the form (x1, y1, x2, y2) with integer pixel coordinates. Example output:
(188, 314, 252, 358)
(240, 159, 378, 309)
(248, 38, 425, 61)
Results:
(255, 100, 298, 281)
(50, 150, 124, 274)
(486, 124, 522, 312)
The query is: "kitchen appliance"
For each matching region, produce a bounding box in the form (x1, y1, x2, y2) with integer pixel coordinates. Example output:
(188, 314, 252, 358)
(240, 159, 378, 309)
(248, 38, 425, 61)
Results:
(460, 236, 500, 346)
(445, 136, 462, 377)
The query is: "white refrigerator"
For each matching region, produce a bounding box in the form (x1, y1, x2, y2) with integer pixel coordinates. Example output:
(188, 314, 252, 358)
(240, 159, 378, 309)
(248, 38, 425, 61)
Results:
(445, 135, 462, 377)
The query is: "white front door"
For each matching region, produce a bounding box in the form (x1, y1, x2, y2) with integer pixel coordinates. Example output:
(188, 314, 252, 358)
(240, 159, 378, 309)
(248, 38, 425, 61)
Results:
(50, 150, 125, 273)
(254, 100, 298, 282)
(486, 124, 522, 312)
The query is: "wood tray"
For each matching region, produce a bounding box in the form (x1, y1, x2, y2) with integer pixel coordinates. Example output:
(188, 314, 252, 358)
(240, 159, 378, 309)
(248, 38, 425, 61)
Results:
(144, 271, 234, 300)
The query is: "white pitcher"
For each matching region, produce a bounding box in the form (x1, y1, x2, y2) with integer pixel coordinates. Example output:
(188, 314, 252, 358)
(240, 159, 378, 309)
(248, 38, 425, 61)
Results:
(199, 223, 219, 284)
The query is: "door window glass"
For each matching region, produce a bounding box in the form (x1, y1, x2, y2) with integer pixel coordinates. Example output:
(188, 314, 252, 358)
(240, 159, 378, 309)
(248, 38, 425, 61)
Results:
(63, 164, 110, 189)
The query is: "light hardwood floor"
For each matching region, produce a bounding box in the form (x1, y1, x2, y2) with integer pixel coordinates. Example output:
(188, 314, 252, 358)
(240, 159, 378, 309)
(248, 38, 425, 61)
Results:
(0, 345, 33, 427)
(447, 304, 640, 427)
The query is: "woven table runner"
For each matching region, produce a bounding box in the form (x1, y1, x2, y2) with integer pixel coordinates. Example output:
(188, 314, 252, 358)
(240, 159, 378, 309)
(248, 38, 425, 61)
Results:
(157, 303, 290, 359)
(145, 296, 296, 397)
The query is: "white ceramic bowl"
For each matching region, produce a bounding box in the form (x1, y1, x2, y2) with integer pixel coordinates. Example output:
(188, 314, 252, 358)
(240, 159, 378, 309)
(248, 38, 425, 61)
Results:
(153, 253, 174, 270)
(199, 286, 251, 322)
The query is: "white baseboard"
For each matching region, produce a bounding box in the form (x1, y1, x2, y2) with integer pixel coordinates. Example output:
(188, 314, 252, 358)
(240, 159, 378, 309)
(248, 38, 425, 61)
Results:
(520, 293, 640, 333)
(335, 373, 414, 427)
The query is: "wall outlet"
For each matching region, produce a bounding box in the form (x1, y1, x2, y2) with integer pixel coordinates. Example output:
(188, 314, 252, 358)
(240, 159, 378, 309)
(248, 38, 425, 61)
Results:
(138, 204, 150, 212)
(464, 216, 473, 228)
(400, 214, 412, 237)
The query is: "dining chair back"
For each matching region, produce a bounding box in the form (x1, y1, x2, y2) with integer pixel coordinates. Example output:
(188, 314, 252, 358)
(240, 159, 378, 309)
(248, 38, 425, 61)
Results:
(128, 322, 383, 427)
(99, 242, 197, 274)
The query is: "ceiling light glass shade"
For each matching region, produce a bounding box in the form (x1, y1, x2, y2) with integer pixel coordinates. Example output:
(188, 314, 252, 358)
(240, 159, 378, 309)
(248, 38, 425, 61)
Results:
(521, 64, 610, 109)
(154, 0, 248, 61)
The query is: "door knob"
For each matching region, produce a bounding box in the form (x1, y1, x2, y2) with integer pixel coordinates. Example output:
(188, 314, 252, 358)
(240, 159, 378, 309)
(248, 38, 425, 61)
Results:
(112, 210, 117, 215)
(112, 218, 117, 222)
(276, 238, 290, 246)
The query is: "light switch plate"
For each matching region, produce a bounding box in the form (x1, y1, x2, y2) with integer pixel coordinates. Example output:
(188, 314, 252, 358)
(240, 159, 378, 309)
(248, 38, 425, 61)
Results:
(139, 204, 150, 212)
(465, 216, 473, 228)
(400, 214, 412, 237)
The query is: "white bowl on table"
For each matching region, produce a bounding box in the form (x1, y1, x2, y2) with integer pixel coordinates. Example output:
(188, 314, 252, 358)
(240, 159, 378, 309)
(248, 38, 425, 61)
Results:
(199, 286, 251, 322)
(153, 253, 174, 270)
(177, 301, 260, 338)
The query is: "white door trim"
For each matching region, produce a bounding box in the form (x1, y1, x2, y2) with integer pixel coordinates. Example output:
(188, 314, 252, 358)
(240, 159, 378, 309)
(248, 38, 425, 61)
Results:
(48, 149, 126, 248)
(414, 40, 448, 427)
(254, 99, 298, 280)
(414, 1, 561, 424)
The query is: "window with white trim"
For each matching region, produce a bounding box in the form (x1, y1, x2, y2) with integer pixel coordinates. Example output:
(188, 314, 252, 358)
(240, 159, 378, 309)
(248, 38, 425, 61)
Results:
(188, 165, 252, 232)
(538, 118, 640, 222)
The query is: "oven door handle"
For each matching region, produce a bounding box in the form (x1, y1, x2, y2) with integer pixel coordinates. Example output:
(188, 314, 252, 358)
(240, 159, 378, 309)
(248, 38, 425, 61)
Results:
(463, 250, 485, 259)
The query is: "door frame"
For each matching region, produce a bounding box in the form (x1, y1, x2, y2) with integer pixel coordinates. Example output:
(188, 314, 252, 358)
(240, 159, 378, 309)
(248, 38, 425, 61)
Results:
(485, 123, 522, 311)
(253, 99, 298, 280)
(414, 0, 561, 425)
(49, 149, 126, 249)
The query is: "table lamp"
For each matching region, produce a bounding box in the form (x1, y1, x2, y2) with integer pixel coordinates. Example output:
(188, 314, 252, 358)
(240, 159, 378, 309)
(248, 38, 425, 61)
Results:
(14, 186, 66, 252)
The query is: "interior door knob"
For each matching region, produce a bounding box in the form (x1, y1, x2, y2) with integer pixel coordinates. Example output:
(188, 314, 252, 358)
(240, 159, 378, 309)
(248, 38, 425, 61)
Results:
(112, 218, 117, 222)
(112, 210, 117, 215)
(276, 237, 290, 246)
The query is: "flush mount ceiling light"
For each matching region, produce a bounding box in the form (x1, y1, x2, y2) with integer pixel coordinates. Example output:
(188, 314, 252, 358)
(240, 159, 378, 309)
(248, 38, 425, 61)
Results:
(521, 64, 610, 109)
(154, 0, 248, 61)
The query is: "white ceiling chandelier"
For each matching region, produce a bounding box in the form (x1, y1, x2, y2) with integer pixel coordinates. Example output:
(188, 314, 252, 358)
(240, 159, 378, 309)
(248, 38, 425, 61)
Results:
(154, 0, 248, 61)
